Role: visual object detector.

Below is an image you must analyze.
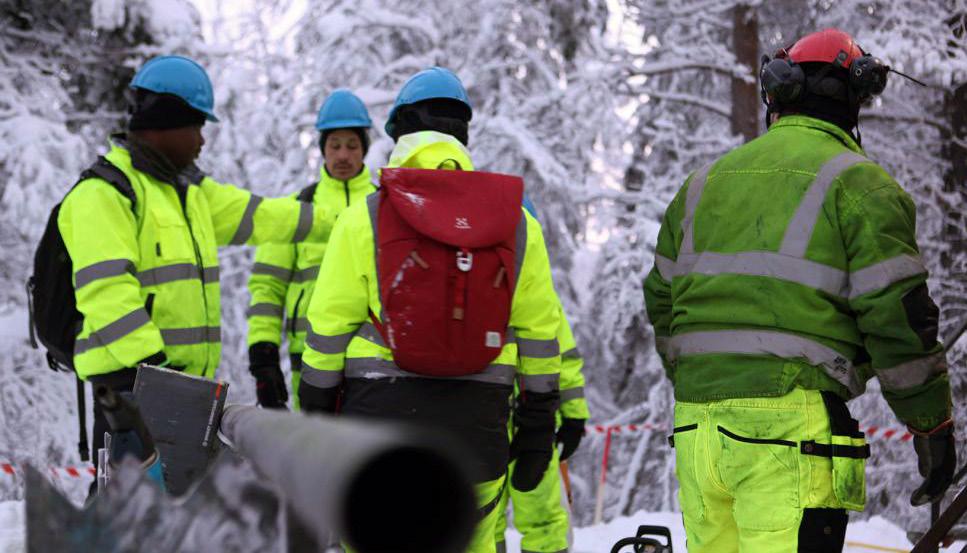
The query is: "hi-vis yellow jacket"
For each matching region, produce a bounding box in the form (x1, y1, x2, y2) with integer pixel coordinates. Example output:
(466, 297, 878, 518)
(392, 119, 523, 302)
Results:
(246, 165, 376, 354)
(59, 137, 333, 380)
(557, 305, 590, 420)
(299, 131, 562, 395)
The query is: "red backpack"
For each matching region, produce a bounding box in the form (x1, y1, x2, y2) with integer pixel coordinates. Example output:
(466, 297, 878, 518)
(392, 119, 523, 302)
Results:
(372, 167, 524, 377)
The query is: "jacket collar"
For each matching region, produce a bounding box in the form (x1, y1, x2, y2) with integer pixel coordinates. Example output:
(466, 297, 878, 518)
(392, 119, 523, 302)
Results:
(319, 164, 373, 189)
(769, 115, 865, 155)
(111, 132, 205, 186)
(387, 131, 474, 170)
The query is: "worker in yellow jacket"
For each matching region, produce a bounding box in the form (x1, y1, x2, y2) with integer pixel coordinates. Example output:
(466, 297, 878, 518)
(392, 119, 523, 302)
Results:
(298, 67, 562, 553)
(57, 55, 334, 495)
(246, 89, 376, 409)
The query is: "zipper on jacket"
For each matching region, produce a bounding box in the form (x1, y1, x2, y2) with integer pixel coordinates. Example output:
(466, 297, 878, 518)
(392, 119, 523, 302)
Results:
(344, 180, 350, 206)
(176, 184, 211, 375)
(290, 289, 305, 336)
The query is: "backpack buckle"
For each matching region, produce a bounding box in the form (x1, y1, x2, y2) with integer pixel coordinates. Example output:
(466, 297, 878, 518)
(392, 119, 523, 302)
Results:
(456, 251, 473, 272)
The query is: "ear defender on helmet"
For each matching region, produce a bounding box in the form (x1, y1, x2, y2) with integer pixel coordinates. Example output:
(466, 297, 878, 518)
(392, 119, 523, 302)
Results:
(760, 51, 806, 106)
(849, 54, 889, 103)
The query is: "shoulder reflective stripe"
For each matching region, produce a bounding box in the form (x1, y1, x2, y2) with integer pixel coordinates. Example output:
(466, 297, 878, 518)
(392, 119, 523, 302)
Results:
(161, 326, 221, 346)
(779, 152, 868, 257)
(513, 212, 528, 298)
(874, 353, 947, 391)
(679, 163, 714, 255)
(230, 194, 264, 245)
(517, 337, 560, 358)
(293, 266, 320, 283)
(560, 386, 585, 402)
(345, 358, 516, 386)
(654, 336, 670, 357)
(74, 308, 152, 355)
(137, 263, 202, 286)
(562, 347, 581, 359)
(306, 329, 355, 354)
(247, 303, 283, 318)
(519, 373, 559, 393)
(674, 251, 848, 296)
(356, 322, 386, 347)
(292, 201, 313, 243)
(202, 266, 219, 284)
(654, 254, 676, 282)
(300, 365, 344, 389)
(74, 259, 135, 290)
(252, 262, 292, 282)
(848, 254, 926, 299)
(292, 318, 309, 332)
(669, 330, 863, 395)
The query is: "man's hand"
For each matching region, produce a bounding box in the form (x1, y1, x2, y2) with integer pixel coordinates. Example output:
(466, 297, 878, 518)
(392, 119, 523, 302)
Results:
(910, 419, 957, 506)
(249, 342, 288, 409)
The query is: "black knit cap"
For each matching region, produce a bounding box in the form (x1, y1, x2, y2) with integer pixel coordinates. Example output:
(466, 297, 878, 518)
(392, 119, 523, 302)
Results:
(319, 127, 370, 156)
(128, 90, 207, 131)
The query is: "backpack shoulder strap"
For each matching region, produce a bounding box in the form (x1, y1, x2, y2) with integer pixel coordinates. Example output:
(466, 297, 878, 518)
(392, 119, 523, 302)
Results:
(297, 181, 319, 202)
(77, 156, 137, 212)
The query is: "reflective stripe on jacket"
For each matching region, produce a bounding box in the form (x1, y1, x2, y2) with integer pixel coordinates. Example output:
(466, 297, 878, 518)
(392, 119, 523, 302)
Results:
(300, 131, 562, 393)
(59, 138, 332, 380)
(643, 115, 950, 430)
(246, 165, 376, 353)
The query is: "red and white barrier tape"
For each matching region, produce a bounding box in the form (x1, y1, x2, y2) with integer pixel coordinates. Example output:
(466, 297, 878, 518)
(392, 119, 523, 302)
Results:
(1, 463, 95, 479)
(585, 423, 913, 442)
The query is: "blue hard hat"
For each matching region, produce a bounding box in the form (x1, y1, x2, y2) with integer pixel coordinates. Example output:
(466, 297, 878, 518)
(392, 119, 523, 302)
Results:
(385, 67, 472, 137)
(316, 89, 372, 131)
(130, 55, 218, 122)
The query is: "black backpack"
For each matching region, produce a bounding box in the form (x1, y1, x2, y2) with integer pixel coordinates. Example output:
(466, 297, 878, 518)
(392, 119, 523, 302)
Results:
(25, 156, 136, 462)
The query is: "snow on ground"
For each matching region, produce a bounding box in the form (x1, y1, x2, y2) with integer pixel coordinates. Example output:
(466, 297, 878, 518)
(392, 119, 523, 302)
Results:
(0, 495, 961, 552)
(0, 310, 28, 342)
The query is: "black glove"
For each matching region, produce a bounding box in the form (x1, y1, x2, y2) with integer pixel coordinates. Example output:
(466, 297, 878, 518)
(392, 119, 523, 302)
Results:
(298, 382, 341, 414)
(249, 342, 288, 409)
(910, 420, 957, 506)
(510, 390, 559, 492)
(556, 418, 586, 461)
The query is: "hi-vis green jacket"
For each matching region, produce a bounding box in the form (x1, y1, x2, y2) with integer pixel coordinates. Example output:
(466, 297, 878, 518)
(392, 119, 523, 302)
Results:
(246, 165, 376, 354)
(558, 305, 590, 420)
(59, 137, 333, 381)
(643, 115, 950, 430)
(300, 131, 562, 395)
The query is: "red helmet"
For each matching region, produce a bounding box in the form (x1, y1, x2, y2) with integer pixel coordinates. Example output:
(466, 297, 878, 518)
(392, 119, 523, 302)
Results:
(785, 28, 865, 68)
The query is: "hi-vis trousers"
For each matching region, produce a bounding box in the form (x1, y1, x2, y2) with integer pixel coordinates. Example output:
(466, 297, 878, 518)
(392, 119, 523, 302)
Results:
(494, 445, 571, 553)
(670, 388, 869, 553)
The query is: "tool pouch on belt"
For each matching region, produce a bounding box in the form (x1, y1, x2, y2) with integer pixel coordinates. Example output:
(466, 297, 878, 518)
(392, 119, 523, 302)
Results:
(800, 392, 871, 511)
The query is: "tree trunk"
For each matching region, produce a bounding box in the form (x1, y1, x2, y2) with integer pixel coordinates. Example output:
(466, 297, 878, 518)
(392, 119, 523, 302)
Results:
(731, 4, 760, 142)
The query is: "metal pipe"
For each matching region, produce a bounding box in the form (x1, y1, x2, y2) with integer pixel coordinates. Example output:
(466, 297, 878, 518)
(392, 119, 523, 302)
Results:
(219, 405, 477, 553)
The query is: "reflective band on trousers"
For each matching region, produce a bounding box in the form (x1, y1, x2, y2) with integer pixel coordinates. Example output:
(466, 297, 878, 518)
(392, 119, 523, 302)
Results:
(517, 337, 560, 358)
(306, 329, 355, 354)
(247, 303, 283, 318)
(161, 326, 221, 346)
(292, 201, 313, 243)
(874, 352, 947, 391)
(301, 364, 344, 389)
(519, 372, 560, 393)
(230, 195, 263, 245)
(252, 262, 292, 282)
(138, 263, 219, 287)
(74, 308, 151, 354)
(668, 330, 863, 396)
(345, 358, 517, 386)
(561, 386, 585, 402)
(74, 259, 135, 290)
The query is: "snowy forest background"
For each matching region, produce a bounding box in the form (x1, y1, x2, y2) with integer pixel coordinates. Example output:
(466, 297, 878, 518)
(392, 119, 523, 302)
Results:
(0, 0, 966, 538)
